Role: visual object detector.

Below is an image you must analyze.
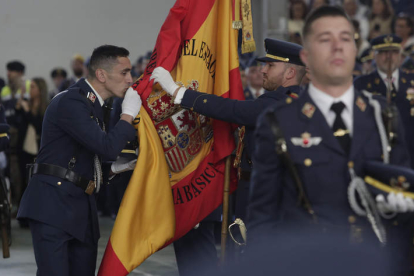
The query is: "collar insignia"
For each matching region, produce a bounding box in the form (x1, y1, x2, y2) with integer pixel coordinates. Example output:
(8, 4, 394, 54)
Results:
(291, 132, 322, 148)
(87, 92, 96, 103)
(367, 83, 372, 89)
(375, 78, 380, 85)
(356, 96, 366, 112)
(302, 102, 315, 119)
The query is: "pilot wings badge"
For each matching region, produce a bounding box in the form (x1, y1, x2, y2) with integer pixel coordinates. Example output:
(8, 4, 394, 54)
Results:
(291, 132, 322, 148)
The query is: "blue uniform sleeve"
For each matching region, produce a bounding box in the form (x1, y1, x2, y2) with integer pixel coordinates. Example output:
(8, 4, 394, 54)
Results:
(246, 109, 283, 242)
(57, 92, 136, 160)
(180, 89, 264, 127)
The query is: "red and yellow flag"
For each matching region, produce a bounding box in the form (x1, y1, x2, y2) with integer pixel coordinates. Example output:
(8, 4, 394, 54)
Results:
(98, 0, 244, 274)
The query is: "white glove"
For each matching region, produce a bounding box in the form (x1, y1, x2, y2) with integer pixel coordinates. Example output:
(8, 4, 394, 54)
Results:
(150, 67, 179, 96)
(121, 87, 142, 118)
(376, 192, 414, 213)
(111, 157, 137, 174)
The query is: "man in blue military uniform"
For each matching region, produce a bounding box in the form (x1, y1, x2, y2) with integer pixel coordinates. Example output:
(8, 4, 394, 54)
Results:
(243, 57, 265, 100)
(354, 35, 414, 169)
(17, 45, 142, 276)
(150, 38, 306, 275)
(248, 6, 413, 276)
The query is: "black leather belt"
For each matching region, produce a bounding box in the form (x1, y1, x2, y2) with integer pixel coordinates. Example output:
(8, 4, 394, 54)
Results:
(32, 163, 95, 195)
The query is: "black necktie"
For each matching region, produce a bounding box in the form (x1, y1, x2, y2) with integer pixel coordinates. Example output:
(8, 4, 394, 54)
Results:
(330, 101, 351, 155)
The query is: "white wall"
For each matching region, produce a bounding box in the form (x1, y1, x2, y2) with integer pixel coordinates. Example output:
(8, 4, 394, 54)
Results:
(0, 0, 175, 88)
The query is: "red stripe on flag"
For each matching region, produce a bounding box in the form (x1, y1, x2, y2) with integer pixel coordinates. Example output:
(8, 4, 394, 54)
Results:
(98, 240, 128, 276)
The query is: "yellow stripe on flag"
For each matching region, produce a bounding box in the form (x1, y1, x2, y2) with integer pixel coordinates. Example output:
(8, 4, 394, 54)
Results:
(110, 108, 175, 271)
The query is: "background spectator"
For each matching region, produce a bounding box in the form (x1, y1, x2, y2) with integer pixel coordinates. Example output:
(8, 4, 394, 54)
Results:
(393, 13, 414, 49)
(343, 0, 369, 40)
(368, 0, 394, 39)
(310, 0, 329, 11)
(15, 77, 48, 227)
(68, 54, 85, 86)
(288, 0, 308, 37)
(353, 20, 370, 57)
(1, 61, 30, 208)
(49, 68, 68, 99)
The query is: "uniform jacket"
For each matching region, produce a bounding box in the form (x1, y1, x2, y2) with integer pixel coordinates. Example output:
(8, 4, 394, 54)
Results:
(248, 88, 412, 274)
(181, 85, 301, 220)
(181, 85, 301, 165)
(17, 78, 136, 243)
(354, 70, 414, 168)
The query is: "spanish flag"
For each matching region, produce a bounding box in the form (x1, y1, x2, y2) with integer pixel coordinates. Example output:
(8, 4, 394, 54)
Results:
(98, 0, 244, 274)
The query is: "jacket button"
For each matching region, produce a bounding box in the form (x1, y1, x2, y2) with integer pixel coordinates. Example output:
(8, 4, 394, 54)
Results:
(348, 161, 354, 168)
(57, 182, 62, 186)
(286, 97, 292, 104)
(304, 158, 312, 167)
(348, 215, 356, 224)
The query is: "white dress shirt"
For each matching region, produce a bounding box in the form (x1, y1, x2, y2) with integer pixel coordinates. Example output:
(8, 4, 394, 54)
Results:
(85, 79, 104, 107)
(377, 69, 399, 92)
(308, 83, 355, 137)
(247, 86, 265, 99)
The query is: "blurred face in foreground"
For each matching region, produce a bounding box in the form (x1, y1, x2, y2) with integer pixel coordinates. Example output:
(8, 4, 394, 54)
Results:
(300, 16, 357, 88)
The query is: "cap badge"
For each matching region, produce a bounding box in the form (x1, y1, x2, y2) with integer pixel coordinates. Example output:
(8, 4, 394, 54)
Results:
(384, 36, 393, 44)
(291, 132, 322, 148)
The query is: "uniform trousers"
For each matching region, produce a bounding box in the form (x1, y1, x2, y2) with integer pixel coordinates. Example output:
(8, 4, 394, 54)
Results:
(28, 218, 97, 276)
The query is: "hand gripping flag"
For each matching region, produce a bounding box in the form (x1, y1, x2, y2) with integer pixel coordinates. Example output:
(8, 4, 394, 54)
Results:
(98, 0, 244, 274)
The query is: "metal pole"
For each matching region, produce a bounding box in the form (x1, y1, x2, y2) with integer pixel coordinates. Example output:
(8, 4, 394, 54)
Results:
(220, 156, 232, 264)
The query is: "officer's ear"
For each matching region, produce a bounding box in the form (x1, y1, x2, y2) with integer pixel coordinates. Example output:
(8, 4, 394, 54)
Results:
(285, 66, 296, 80)
(96, 69, 106, 83)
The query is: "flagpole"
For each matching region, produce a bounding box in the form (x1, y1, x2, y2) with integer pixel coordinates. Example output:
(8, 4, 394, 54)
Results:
(220, 155, 232, 264)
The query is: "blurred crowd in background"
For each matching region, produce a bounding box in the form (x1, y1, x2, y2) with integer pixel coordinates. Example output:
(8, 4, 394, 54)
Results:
(1, 0, 414, 227)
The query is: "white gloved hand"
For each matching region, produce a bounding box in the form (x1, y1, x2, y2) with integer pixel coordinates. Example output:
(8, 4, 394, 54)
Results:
(376, 192, 414, 213)
(111, 157, 137, 174)
(121, 87, 142, 118)
(150, 67, 179, 96)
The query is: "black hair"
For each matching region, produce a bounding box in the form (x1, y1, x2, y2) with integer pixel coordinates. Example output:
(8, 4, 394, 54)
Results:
(303, 6, 352, 40)
(51, 68, 67, 79)
(88, 45, 129, 78)
(6, 61, 25, 73)
(394, 13, 414, 36)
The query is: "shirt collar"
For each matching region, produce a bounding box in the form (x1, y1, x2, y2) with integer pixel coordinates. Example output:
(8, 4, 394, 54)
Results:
(308, 82, 354, 118)
(377, 69, 399, 85)
(85, 79, 104, 106)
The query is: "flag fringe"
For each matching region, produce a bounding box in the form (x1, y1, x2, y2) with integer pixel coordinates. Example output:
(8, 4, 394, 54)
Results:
(241, 41, 256, 54)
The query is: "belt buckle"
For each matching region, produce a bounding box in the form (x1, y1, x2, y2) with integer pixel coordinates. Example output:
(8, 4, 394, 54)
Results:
(85, 180, 95, 195)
